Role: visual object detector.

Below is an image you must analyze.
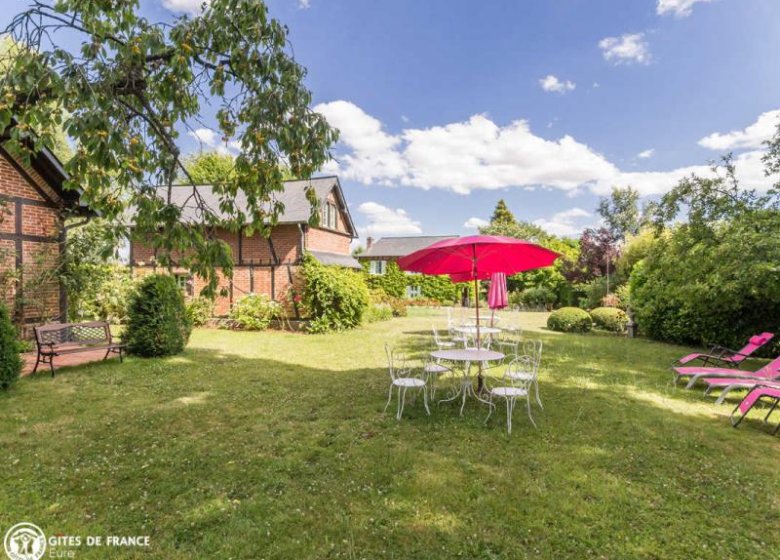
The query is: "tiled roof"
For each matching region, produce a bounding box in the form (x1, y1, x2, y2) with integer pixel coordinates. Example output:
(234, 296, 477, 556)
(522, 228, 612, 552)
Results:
(360, 235, 459, 258)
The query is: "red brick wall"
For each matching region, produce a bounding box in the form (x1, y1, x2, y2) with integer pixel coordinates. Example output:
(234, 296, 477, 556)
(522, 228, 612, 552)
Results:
(306, 226, 351, 254)
(0, 147, 65, 326)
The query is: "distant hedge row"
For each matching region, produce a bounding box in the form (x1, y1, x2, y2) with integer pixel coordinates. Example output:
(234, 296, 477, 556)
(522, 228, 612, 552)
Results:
(547, 306, 627, 334)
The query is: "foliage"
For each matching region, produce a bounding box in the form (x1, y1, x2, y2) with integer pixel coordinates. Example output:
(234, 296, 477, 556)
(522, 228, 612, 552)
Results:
(591, 307, 628, 333)
(180, 151, 236, 184)
(186, 297, 214, 327)
(518, 287, 556, 309)
(1, 0, 337, 297)
(597, 186, 642, 241)
(631, 158, 780, 351)
(364, 304, 393, 323)
(410, 274, 459, 305)
(369, 287, 407, 317)
(490, 199, 516, 225)
(600, 292, 622, 308)
(301, 254, 369, 333)
(364, 261, 407, 298)
(124, 274, 192, 357)
(565, 227, 619, 285)
(582, 277, 610, 310)
(404, 298, 442, 307)
(228, 294, 281, 330)
(616, 228, 658, 279)
(0, 302, 21, 390)
(547, 307, 593, 333)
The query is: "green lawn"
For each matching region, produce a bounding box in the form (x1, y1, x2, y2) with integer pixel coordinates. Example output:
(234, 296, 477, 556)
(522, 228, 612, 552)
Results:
(2, 309, 779, 559)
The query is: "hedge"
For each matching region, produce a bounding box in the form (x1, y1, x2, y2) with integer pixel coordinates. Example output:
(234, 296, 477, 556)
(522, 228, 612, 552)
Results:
(547, 307, 593, 333)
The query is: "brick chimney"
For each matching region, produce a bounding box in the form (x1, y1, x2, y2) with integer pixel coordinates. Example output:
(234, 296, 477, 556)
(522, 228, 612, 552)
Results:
(366, 236, 374, 250)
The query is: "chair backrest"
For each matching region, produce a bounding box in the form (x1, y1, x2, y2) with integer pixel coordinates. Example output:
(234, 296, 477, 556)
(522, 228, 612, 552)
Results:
(737, 332, 775, 357)
(384, 343, 408, 381)
(505, 355, 536, 388)
(756, 355, 780, 379)
(34, 321, 111, 348)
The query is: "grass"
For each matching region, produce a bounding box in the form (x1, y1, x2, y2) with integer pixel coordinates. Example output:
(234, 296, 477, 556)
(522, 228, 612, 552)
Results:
(1, 308, 779, 559)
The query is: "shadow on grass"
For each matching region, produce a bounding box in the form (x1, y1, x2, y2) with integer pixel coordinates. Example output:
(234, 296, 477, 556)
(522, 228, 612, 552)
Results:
(3, 341, 780, 559)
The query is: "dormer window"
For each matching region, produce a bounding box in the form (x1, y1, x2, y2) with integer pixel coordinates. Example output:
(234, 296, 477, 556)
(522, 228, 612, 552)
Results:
(322, 201, 339, 230)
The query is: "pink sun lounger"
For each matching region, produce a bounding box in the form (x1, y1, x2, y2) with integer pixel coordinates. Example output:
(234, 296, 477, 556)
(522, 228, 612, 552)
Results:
(673, 356, 780, 390)
(703, 378, 780, 405)
(730, 386, 780, 435)
(674, 332, 774, 368)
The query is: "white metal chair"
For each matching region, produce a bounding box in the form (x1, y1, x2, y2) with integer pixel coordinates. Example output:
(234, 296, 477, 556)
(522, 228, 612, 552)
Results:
(432, 325, 455, 350)
(504, 340, 543, 410)
(424, 355, 451, 400)
(484, 341, 543, 434)
(384, 344, 430, 420)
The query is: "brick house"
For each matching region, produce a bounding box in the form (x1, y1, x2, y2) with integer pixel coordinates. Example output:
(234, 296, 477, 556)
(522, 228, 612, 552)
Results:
(129, 176, 360, 316)
(0, 140, 84, 329)
(358, 235, 458, 298)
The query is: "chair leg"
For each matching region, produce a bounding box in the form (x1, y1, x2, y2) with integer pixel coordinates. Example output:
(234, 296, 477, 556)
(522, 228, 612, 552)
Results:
(534, 380, 543, 409)
(384, 384, 394, 413)
(484, 393, 495, 425)
(714, 386, 734, 405)
(49, 357, 56, 378)
(506, 398, 514, 435)
(526, 394, 537, 428)
(32, 353, 41, 375)
(397, 387, 407, 420)
(763, 399, 779, 424)
(422, 386, 431, 416)
(103, 348, 111, 361)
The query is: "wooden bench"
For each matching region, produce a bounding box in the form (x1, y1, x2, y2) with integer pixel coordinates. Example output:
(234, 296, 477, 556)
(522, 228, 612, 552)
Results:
(32, 321, 125, 377)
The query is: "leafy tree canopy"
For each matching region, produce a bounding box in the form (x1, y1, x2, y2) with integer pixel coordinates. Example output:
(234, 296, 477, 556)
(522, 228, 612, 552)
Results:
(597, 186, 642, 240)
(490, 199, 516, 225)
(1, 0, 337, 296)
(180, 151, 236, 185)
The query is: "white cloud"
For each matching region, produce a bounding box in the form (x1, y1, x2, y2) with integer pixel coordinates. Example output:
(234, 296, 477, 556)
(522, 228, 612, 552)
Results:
(357, 202, 422, 237)
(698, 109, 780, 151)
(463, 217, 489, 229)
(533, 208, 593, 237)
(657, 0, 713, 17)
(313, 101, 407, 185)
(161, 0, 209, 14)
(637, 148, 655, 159)
(599, 33, 651, 65)
(316, 100, 777, 198)
(539, 75, 576, 94)
(298, 0, 311, 8)
(188, 128, 238, 155)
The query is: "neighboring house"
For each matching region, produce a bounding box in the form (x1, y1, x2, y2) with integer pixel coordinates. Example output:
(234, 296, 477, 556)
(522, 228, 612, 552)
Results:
(129, 176, 360, 316)
(358, 235, 458, 298)
(0, 139, 84, 330)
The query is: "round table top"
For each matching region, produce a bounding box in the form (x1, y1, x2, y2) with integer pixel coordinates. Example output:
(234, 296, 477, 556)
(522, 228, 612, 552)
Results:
(454, 326, 502, 335)
(431, 349, 504, 362)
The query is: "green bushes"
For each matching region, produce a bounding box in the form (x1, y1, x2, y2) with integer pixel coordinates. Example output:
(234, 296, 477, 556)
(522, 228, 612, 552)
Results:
(364, 261, 407, 298)
(364, 303, 393, 323)
(547, 307, 593, 333)
(518, 287, 556, 309)
(591, 307, 628, 332)
(228, 294, 281, 330)
(66, 264, 136, 323)
(0, 303, 22, 390)
(369, 287, 407, 317)
(301, 254, 369, 333)
(124, 274, 192, 357)
(186, 297, 214, 327)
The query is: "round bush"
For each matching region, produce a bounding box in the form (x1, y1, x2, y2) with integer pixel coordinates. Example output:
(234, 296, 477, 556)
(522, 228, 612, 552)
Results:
(125, 274, 192, 357)
(228, 294, 281, 330)
(591, 307, 628, 332)
(547, 307, 593, 333)
(186, 297, 214, 327)
(0, 303, 22, 390)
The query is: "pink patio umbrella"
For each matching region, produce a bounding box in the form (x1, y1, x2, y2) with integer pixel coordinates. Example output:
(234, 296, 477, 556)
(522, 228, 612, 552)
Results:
(398, 235, 560, 346)
(487, 272, 508, 326)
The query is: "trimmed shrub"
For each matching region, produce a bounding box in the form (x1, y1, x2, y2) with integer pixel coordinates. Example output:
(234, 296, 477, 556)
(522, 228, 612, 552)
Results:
(301, 254, 370, 333)
(0, 303, 22, 390)
(547, 307, 593, 333)
(228, 294, 281, 330)
(124, 274, 192, 357)
(364, 304, 393, 323)
(591, 307, 628, 333)
(186, 297, 214, 327)
(520, 286, 556, 309)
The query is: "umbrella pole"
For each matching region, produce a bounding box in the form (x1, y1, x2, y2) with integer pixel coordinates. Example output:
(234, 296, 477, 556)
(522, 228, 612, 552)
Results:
(472, 247, 485, 393)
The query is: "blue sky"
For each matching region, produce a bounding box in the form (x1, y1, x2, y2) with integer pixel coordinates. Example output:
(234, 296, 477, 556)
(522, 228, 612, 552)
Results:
(4, 0, 780, 241)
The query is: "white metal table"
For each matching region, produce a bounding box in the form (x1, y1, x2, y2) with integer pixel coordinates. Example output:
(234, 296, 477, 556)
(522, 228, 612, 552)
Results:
(431, 349, 505, 415)
(453, 326, 502, 336)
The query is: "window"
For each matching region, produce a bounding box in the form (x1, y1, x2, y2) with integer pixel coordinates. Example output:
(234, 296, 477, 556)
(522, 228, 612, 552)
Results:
(406, 285, 422, 299)
(175, 274, 193, 297)
(369, 260, 387, 275)
(321, 202, 339, 230)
